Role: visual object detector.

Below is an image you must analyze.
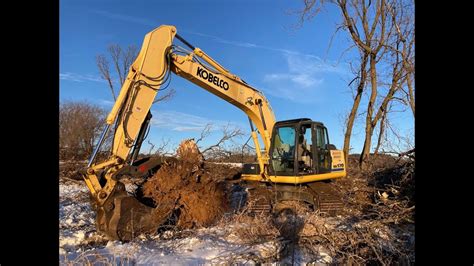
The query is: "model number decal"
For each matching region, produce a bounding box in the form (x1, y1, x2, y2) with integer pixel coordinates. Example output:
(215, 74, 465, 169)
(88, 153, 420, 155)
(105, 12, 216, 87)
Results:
(196, 66, 230, 91)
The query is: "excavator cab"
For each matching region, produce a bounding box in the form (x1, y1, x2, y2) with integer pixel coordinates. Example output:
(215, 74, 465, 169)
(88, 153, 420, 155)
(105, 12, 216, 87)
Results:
(268, 118, 333, 176)
(241, 117, 345, 183)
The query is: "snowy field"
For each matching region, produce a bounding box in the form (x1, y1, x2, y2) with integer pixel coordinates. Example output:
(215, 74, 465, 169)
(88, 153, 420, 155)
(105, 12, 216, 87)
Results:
(59, 179, 333, 265)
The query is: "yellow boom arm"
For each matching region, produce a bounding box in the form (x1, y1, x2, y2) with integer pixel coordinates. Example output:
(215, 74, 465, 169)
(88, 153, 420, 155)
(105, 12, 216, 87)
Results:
(170, 51, 276, 171)
(85, 25, 275, 201)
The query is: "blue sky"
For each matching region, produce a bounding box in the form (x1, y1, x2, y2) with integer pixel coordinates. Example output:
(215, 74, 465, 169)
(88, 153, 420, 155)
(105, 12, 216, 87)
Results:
(60, 0, 414, 154)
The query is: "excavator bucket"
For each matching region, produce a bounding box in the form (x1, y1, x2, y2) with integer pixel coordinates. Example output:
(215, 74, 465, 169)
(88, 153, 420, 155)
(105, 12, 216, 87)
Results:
(87, 140, 203, 241)
(94, 181, 169, 241)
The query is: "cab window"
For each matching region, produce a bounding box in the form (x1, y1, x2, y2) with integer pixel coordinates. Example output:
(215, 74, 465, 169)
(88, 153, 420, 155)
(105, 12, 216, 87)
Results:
(271, 126, 296, 174)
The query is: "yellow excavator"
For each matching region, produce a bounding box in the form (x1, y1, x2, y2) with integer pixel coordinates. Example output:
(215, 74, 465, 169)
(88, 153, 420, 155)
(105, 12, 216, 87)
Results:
(83, 25, 346, 241)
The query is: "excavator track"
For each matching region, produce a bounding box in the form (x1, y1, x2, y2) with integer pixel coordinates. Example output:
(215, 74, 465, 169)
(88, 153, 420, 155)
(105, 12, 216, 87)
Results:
(240, 181, 344, 215)
(307, 181, 344, 215)
(245, 184, 273, 213)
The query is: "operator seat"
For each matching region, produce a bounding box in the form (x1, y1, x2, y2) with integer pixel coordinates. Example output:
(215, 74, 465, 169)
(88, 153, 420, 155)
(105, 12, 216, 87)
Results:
(298, 136, 312, 171)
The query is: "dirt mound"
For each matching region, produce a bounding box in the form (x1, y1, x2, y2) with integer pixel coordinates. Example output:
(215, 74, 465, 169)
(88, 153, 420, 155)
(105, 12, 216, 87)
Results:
(142, 139, 231, 229)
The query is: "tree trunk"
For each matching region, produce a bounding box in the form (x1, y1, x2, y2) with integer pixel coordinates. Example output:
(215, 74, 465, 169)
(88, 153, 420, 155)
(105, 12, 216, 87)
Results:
(359, 53, 378, 170)
(407, 73, 415, 117)
(343, 92, 362, 164)
(360, 126, 374, 170)
(374, 109, 386, 155)
(343, 53, 368, 165)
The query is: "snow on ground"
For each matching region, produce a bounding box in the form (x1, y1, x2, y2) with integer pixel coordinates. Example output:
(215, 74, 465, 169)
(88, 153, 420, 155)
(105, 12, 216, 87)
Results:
(59, 180, 271, 264)
(59, 179, 332, 265)
(59, 180, 102, 256)
(207, 162, 243, 167)
(62, 227, 280, 265)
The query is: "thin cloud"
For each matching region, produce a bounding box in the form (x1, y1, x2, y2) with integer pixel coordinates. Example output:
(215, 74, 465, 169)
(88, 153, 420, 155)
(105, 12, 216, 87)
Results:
(84, 12, 341, 71)
(172, 126, 206, 132)
(150, 110, 243, 132)
(182, 30, 328, 60)
(286, 53, 346, 74)
(91, 10, 156, 27)
(98, 99, 114, 106)
(260, 84, 323, 103)
(60, 72, 104, 83)
(175, 30, 350, 103)
(261, 53, 350, 103)
(264, 73, 323, 88)
(180, 30, 259, 49)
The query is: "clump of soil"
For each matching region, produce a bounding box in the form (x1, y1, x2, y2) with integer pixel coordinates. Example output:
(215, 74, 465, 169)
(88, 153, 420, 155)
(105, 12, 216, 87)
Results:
(142, 139, 231, 229)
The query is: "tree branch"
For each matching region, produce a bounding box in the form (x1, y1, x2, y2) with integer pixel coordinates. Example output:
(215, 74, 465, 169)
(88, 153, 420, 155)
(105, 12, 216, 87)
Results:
(96, 54, 116, 101)
(108, 44, 124, 85)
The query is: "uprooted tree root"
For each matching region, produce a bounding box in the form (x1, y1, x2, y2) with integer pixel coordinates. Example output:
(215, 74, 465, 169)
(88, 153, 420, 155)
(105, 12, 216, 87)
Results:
(141, 140, 231, 230)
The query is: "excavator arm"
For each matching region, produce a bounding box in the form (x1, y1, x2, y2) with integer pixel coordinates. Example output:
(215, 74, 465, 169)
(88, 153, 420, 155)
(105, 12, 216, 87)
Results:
(83, 25, 277, 240)
(169, 45, 276, 171)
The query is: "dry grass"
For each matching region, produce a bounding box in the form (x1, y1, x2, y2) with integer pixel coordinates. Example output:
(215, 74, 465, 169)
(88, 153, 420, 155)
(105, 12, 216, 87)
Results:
(61, 250, 136, 266)
(222, 196, 281, 245)
(59, 161, 87, 181)
(297, 213, 414, 264)
(296, 154, 415, 264)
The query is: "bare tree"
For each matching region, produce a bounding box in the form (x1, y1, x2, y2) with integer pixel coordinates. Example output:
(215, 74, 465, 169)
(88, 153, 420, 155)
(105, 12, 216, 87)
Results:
(96, 44, 175, 102)
(147, 138, 173, 156)
(358, 0, 414, 169)
(195, 123, 213, 145)
(59, 101, 106, 160)
(96, 44, 138, 101)
(96, 54, 116, 101)
(195, 123, 245, 160)
(380, 115, 414, 155)
(147, 140, 156, 155)
(296, 0, 414, 169)
(388, 0, 415, 117)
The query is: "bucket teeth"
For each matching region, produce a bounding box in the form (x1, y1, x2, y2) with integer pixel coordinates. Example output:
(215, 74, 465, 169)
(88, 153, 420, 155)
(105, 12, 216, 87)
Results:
(95, 182, 166, 241)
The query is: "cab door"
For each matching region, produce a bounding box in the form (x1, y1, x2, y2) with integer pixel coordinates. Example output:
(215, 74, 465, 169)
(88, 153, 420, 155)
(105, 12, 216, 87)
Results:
(268, 126, 297, 175)
(313, 124, 331, 173)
